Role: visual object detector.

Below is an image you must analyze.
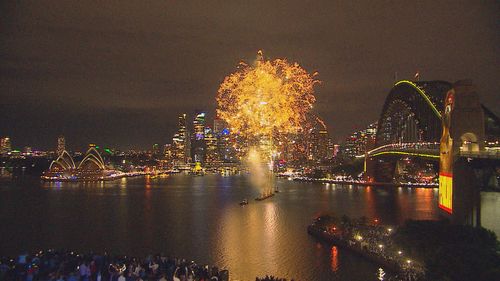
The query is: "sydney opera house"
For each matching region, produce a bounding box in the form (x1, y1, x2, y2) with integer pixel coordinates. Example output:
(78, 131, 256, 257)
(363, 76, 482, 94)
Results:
(42, 148, 124, 181)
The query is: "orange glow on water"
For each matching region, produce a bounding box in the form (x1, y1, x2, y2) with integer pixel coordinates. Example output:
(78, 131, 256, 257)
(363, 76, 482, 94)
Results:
(331, 246, 339, 272)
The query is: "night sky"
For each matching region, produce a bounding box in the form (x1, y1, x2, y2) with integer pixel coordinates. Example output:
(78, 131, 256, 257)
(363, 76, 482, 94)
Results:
(1, 1, 498, 150)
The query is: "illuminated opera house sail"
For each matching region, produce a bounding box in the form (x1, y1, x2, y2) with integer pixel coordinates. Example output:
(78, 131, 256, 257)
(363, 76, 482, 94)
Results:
(43, 148, 122, 181)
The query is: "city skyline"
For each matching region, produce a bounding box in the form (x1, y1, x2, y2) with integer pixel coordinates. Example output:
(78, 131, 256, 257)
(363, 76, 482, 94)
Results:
(1, 1, 499, 149)
(1, 3, 500, 281)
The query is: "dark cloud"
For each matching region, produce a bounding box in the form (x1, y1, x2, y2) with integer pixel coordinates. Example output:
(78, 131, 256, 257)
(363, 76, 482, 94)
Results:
(1, 0, 498, 149)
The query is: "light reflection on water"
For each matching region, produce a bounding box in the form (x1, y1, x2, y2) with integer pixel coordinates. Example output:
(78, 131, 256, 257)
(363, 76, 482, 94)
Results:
(2, 174, 496, 280)
(331, 246, 339, 272)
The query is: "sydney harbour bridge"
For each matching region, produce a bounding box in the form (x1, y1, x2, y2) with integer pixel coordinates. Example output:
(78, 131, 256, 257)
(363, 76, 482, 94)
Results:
(366, 80, 499, 182)
(365, 79, 500, 225)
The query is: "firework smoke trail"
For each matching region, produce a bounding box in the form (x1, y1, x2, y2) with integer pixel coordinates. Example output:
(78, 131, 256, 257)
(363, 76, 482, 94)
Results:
(216, 51, 319, 192)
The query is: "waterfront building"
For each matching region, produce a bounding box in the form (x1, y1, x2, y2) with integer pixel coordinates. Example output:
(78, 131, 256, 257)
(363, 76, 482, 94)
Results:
(23, 146, 32, 155)
(57, 135, 65, 155)
(43, 147, 122, 181)
(0, 137, 11, 156)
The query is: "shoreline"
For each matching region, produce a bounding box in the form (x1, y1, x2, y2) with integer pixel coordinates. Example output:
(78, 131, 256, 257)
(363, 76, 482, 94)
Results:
(290, 176, 438, 188)
(307, 220, 425, 281)
(307, 225, 402, 273)
(40, 171, 179, 182)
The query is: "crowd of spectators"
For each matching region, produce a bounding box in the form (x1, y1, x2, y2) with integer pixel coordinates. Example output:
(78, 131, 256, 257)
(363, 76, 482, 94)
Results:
(0, 250, 228, 281)
(255, 276, 293, 281)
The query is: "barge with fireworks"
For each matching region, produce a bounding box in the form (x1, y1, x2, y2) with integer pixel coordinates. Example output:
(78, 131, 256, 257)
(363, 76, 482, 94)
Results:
(255, 191, 275, 201)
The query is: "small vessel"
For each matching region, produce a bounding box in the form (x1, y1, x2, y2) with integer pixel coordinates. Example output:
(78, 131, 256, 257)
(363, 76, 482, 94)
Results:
(274, 186, 280, 193)
(239, 199, 249, 206)
(255, 191, 275, 201)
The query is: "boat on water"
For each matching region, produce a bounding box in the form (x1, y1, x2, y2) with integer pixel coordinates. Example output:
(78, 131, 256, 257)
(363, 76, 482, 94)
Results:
(239, 199, 249, 206)
(255, 191, 275, 201)
(274, 186, 280, 193)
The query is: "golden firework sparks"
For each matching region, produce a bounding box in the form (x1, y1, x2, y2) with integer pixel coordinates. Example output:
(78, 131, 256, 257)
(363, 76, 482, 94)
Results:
(216, 50, 319, 141)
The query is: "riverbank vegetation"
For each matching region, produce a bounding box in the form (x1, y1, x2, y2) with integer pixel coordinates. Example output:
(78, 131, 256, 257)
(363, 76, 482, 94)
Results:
(393, 220, 500, 281)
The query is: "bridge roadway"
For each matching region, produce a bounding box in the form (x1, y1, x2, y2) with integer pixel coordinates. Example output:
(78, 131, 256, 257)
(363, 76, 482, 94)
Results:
(356, 142, 500, 160)
(356, 142, 440, 159)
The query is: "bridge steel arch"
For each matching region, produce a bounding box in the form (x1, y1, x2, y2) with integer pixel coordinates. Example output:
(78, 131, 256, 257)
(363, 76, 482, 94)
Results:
(370, 80, 452, 182)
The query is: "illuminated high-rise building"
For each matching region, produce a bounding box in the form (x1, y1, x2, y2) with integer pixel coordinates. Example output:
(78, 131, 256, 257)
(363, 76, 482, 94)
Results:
(317, 128, 329, 161)
(204, 127, 219, 166)
(0, 137, 11, 156)
(213, 118, 227, 135)
(306, 119, 329, 162)
(193, 112, 206, 141)
(326, 138, 335, 159)
(192, 112, 206, 164)
(172, 114, 191, 165)
(57, 135, 65, 155)
(341, 122, 378, 158)
(213, 119, 237, 163)
(163, 144, 172, 159)
(152, 143, 160, 155)
(333, 144, 340, 158)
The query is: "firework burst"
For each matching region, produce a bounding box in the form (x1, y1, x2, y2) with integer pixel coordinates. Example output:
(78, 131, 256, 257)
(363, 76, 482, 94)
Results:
(216, 50, 319, 140)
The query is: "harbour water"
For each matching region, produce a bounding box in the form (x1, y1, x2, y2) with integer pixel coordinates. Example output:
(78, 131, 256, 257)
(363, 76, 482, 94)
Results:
(0, 174, 496, 280)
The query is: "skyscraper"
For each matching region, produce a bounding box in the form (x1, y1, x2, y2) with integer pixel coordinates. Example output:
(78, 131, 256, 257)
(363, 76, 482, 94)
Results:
(341, 122, 378, 158)
(317, 128, 329, 161)
(193, 112, 206, 141)
(213, 118, 227, 135)
(192, 112, 206, 164)
(172, 114, 191, 165)
(152, 143, 160, 156)
(204, 127, 219, 167)
(163, 144, 172, 160)
(213, 118, 237, 163)
(57, 135, 65, 155)
(306, 119, 330, 162)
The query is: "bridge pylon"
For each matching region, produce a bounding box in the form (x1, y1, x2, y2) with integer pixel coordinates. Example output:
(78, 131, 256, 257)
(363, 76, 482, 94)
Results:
(439, 80, 485, 226)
